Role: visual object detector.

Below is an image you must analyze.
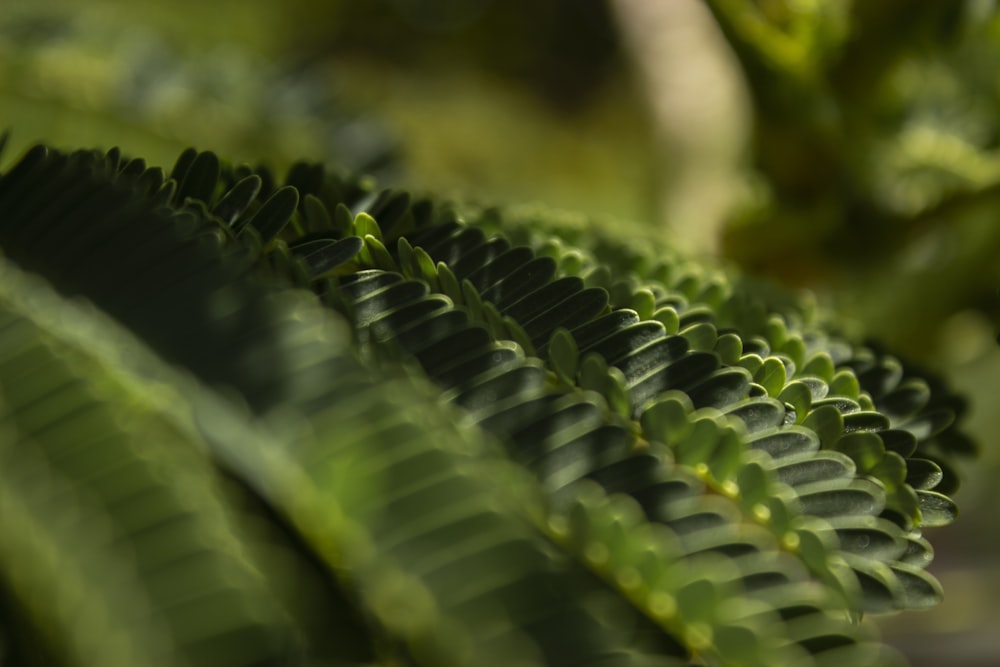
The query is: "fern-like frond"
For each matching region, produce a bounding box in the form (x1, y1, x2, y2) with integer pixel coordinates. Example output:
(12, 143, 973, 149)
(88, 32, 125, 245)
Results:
(327, 208, 942, 615)
(0, 142, 970, 667)
(0, 258, 309, 666)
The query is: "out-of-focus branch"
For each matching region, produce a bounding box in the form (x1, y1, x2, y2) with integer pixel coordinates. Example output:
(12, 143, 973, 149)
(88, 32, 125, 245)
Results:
(610, 0, 751, 256)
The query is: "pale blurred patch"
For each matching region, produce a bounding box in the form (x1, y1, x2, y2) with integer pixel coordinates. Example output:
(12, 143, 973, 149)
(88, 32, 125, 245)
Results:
(611, 0, 752, 256)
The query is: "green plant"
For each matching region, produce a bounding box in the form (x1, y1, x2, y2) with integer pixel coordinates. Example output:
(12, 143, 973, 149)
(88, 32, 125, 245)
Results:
(705, 1, 1000, 359)
(0, 142, 974, 666)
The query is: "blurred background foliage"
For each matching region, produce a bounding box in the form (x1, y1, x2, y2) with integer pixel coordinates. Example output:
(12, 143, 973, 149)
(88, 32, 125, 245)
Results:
(1, 0, 998, 664)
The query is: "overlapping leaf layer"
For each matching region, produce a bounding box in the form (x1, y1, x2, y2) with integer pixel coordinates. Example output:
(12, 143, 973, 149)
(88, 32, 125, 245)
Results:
(0, 144, 973, 666)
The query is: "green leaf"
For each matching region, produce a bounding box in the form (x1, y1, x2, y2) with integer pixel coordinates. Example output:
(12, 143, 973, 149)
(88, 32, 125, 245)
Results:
(707, 425, 744, 483)
(765, 316, 789, 350)
(900, 535, 934, 568)
(302, 193, 333, 232)
(898, 408, 956, 441)
(583, 263, 612, 290)
(826, 515, 905, 561)
(884, 484, 921, 531)
(640, 393, 695, 444)
(905, 458, 943, 490)
(412, 246, 441, 291)
(579, 352, 610, 394)
(243, 185, 298, 244)
(723, 397, 786, 434)
(759, 495, 794, 536)
(559, 249, 585, 275)
(779, 334, 806, 370)
(714, 332, 743, 365)
(801, 353, 835, 382)
(482, 302, 510, 343)
(831, 432, 885, 474)
(777, 383, 811, 423)
(213, 174, 262, 225)
(652, 306, 680, 334)
(292, 236, 363, 278)
(892, 564, 944, 609)
(795, 479, 886, 518)
(828, 370, 861, 399)
(549, 327, 579, 385)
(916, 490, 958, 527)
(749, 426, 820, 459)
(135, 164, 165, 197)
(605, 366, 633, 419)
(679, 321, 718, 352)
(151, 178, 177, 207)
(630, 287, 656, 320)
(353, 211, 383, 242)
(843, 557, 905, 614)
(436, 260, 464, 305)
(168, 146, 197, 184)
(786, 527, 832, 575)
(842, 411, 891, 434)
(675, 578, 719, 629)
(396, 236, 417, 278)
(879, 429, 918, 458)
(176, 150, 220, 204)
(695, 278, 728, 309)
(675, 416, 724, 469)
(756, 357, 787, 397)
(333, 202, 354, 236)
(880, 379, 932, 418)
(801, 405, 844, 450)
(771, 451, 856, 487)
(868, 451, 907, 488)
(686, 367, 752, 410)
(363, 234, 398, 272)
(737, 353, 764, 376)
(736, 460, 771, 508)
(462, 278, 485, 322)
(811, 396, 862, 413)
(502, 315, 537, 357)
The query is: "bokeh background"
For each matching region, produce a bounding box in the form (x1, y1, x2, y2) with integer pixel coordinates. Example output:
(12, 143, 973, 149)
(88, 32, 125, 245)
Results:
(2, 1, 998, 664)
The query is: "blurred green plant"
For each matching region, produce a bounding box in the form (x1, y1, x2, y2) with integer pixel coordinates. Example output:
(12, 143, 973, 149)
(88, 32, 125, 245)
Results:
(707, 0, 1000, 359)
(0, 7, 395, 175)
